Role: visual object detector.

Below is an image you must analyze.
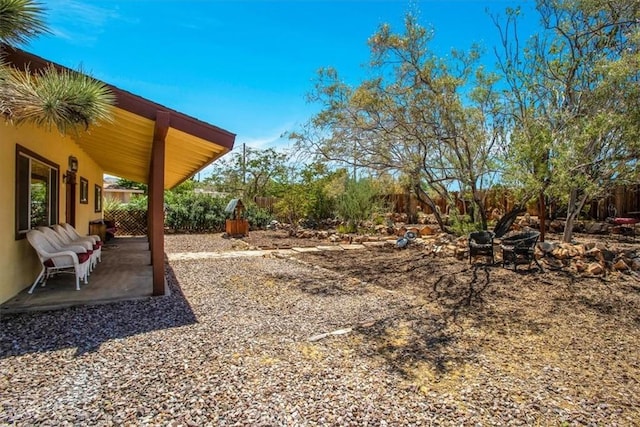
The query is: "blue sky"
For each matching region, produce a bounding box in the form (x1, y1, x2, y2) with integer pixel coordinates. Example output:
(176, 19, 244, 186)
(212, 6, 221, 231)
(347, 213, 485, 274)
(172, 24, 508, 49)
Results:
(28, 0, 536, 177)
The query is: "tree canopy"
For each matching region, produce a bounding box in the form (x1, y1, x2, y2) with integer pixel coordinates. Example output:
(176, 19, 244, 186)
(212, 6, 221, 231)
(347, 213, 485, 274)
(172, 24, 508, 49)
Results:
(289, 0, 640, 239)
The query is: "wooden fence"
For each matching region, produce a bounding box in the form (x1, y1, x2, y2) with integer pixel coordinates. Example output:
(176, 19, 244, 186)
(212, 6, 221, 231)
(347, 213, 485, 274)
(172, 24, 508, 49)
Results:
(253, 185, 640, 221)
(104, 185, 640, 233)
(104, 208, 147, 236)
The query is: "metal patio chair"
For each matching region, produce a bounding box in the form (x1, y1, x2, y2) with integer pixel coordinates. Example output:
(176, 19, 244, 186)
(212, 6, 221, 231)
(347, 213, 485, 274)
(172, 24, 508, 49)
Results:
(468, 230, 495, 264)
(500, 230, 542, 272)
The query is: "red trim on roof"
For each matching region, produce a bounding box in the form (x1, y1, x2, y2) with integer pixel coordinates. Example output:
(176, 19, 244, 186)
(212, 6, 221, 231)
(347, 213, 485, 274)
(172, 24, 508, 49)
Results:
(2, 45, 236, 151)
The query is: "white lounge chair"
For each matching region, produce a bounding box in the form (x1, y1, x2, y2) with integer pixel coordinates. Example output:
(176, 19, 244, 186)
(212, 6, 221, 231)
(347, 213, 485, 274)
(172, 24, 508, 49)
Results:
(38, 226, 96, 273)
(60, 223, 102, 260)
(59, 222, 103, 262)
(25, 229, 91, 293)
(52, 224, 101, 269)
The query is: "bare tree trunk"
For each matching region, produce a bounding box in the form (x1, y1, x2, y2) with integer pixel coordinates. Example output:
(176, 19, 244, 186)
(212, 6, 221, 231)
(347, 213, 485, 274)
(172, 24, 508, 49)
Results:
(471, 188, 488, 230)
(562, 189, 589, 243)
(415, 184, 446, 231)
(539, 192, 546, 242)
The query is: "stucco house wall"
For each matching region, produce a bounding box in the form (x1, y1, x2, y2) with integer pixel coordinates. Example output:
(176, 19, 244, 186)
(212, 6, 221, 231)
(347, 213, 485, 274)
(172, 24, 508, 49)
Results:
(0, 119, 105, 303)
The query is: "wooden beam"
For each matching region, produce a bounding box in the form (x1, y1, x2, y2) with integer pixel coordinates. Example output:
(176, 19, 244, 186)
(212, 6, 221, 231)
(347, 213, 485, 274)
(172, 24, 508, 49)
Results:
(150, 110, 170, 296)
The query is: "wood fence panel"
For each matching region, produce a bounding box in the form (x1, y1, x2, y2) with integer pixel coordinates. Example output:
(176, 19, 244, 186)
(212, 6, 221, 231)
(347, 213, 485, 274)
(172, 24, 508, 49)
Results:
(104, 208, 148, 236)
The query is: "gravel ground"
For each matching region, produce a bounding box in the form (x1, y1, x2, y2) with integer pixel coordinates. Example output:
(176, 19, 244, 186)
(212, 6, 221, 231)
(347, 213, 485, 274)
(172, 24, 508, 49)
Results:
(1, 233, 639, 425)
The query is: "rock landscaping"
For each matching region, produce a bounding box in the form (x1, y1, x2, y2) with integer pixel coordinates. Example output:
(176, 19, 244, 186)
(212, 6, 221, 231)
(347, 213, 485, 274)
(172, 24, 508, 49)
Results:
(1, 232, 639, 425)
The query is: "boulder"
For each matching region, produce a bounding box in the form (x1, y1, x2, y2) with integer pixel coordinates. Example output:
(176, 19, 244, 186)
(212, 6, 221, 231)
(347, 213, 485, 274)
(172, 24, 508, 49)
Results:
(353, 235, 368, 243)
(584, 247, 602, 259)
(329, 234, 341, 243)
(551, 247, 571, 260)
(585, 222, 609, 234)
(419, 225, 437, 236)
(613, 259, 629, 271)
(301, 230, 316, 239)
(549, 220, 565, 233)
(584, 241, 597, 250)
(569, 244, 585, 258)
(601, 249, 617, 263)
(543, 257, 563, 269)
(538, 241, 558, 254)
(587, 262, 604, 275)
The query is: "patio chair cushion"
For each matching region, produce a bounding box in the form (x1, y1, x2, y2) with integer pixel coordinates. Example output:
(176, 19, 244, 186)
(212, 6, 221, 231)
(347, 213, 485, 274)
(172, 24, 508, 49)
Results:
(44, 251, 91, 267)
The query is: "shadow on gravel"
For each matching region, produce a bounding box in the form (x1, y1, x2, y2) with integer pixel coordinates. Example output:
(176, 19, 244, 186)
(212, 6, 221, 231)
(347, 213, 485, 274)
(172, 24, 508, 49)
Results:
(268, 267, 369, 296)
(0, 263, 196, 358)
(353, 265, 495, 380)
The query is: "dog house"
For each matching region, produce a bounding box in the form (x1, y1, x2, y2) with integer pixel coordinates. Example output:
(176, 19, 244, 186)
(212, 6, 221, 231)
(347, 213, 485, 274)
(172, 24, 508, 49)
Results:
(225, 198, 249, 237)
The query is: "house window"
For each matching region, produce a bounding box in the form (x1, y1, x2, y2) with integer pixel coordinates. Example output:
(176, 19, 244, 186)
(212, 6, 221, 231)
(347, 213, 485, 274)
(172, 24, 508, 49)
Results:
(95, 184, 102, 212)
(15, 145, 59, 239)
(80, 177, 89, 204)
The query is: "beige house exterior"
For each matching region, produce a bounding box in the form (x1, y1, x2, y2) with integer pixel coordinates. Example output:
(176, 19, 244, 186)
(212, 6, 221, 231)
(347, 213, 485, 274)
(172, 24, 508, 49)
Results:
(104, 184, 145, 204)
(1, 47, 235, 304)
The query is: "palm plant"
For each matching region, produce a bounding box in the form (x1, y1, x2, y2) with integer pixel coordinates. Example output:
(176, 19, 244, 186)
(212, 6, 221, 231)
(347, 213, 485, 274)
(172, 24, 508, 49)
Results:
(0, 0, 115, 133)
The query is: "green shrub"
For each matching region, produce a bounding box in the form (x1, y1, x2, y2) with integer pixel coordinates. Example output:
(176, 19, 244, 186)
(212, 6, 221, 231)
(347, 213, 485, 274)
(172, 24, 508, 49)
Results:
(245, 203, 273, 229)
(335, 178, 381, 230)
(164, 192, 228, 232)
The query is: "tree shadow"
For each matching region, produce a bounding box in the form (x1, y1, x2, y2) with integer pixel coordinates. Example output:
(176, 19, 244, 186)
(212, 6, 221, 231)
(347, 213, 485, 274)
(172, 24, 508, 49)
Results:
(350, 264, 497, 381)
(0, 261, 197, 358)
(268, 267, 369, 296)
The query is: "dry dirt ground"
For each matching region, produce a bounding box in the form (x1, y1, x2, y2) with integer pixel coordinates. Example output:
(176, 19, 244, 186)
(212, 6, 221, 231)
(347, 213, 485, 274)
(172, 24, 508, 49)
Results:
(2, 231, 638, 425)
(241, 230, 640, 423)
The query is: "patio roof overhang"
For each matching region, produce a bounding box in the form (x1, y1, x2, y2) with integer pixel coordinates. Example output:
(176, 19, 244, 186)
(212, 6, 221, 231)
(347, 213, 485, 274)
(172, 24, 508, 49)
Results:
(3, 46, 236, 189)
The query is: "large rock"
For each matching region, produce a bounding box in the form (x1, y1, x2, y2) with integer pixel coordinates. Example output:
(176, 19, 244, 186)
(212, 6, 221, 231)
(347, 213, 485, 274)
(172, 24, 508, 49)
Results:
(329, 234, 342, 243)
(353, 235, 369, 243)
(601, 249, 617, 263)
(419, 225, 437, 236)
(538, 241, 558, 254)
(584, 248, 602, 263)
(587, 262, 604, 275)
(569, 244, 585, 258)
(551, 247, 571, 260)
(585, 222, 609, 234)
(613, 259, 629, 271)
(543, 257, 563, 269)
(300, 230, 316, 239)
(549, 220, 565, 233)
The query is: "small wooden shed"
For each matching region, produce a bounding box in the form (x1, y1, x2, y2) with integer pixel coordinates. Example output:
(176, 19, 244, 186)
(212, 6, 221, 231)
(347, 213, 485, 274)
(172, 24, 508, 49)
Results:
(225, 198, 249, 237)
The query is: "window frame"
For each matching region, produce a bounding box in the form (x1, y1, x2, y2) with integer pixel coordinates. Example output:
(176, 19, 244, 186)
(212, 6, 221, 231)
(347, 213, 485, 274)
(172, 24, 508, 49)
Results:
(79, 177, 89, 204)
(94, 184, 102, 213)
(15, 144, 60, 240)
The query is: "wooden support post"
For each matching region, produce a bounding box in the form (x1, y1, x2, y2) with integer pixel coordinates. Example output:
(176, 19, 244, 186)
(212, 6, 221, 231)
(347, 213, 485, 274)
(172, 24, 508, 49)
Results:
(150, 111, 170, 296)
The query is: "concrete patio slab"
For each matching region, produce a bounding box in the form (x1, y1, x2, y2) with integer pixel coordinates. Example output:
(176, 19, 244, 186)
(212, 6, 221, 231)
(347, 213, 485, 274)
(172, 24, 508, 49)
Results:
(291, 247, 321, 253)
(316, 245, 344, 251)
(1, 237, 154, 314)
(362, 241, 387, 247)
(340, 244, 367, 250)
